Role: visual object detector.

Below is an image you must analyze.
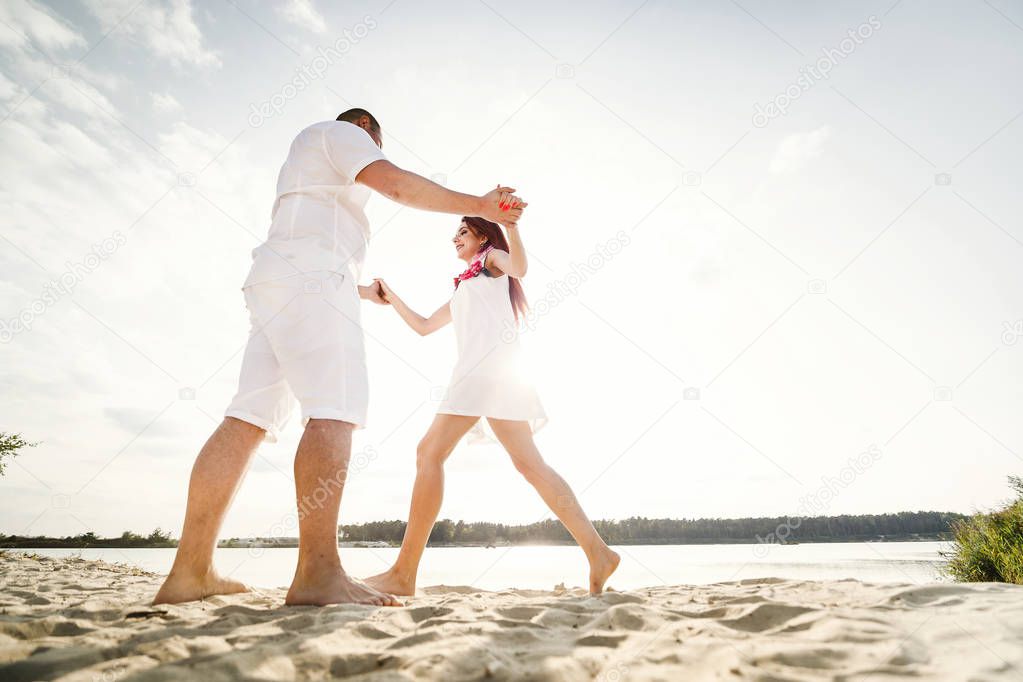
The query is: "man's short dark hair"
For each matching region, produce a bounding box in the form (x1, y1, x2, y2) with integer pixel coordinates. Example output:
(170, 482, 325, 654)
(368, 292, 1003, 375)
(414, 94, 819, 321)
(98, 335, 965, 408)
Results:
(336, 108, 380, 131)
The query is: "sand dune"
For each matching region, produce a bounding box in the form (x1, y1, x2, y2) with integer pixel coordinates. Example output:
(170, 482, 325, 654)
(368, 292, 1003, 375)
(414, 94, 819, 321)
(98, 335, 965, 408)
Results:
(2, 553, 1022, 680)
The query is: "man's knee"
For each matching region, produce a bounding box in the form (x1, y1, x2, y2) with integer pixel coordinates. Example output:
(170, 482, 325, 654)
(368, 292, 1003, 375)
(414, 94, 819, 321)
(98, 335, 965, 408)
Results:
(305, 418, 354, 438)
(222, 416, 267, 440)
(302, 419, 354, 459)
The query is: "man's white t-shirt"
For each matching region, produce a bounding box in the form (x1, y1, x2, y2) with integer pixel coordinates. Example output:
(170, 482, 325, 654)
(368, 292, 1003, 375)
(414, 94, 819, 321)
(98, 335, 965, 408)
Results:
(243, 120, 387, 288)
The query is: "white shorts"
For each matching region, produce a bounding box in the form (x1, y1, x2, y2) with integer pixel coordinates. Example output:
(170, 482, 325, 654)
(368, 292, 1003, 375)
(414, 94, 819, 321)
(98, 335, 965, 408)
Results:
(225, 271, 368, 442)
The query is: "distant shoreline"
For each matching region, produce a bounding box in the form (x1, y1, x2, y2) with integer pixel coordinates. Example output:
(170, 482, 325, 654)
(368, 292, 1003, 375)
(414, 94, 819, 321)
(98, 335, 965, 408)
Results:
(1, 511, 962, 549)
(0, 534, 953, 550)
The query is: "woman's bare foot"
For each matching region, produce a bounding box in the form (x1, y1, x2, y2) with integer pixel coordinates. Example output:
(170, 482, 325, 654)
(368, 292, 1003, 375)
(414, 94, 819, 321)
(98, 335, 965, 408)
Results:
(365, 567, 417, 597)
(589, 547, 621, 594)
(286, 567, 401, 607)
(153, 569, 249, 605)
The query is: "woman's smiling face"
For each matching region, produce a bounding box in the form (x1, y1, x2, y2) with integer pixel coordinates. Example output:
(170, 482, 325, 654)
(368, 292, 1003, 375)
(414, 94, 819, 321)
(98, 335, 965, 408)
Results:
(452, 221, 486, 262)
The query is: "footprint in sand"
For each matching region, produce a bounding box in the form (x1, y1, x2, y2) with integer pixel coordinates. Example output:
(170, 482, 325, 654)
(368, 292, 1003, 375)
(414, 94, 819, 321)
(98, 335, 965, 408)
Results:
(49, 620, 95, 637)
(755, 646, 852, 670)
(405, 605, 454, 624)
(535, 607, 592, 629)
(590, 604, 648, 631)
(328, 652, 393, 677)
(277, 613, 319, 631)
(495, 605, 544, 621)
(387, 630, 442, 649)
(576, 634, 628, 648)
(887, 585, 976, 607)
(596, 592, 646, 606)
(353, 623, 396, 640)
(719, 603, 817, 633)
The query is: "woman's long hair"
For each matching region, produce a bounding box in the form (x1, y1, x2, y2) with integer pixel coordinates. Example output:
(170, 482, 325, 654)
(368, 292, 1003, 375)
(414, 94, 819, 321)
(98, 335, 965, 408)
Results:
(462, 216, 529, 321)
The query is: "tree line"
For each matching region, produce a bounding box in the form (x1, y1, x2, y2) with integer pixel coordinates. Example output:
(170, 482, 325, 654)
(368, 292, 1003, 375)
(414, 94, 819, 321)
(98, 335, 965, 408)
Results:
(0, 529, 176, 548)
(0, 512, 965, 548)
(340, 511, 965, 546)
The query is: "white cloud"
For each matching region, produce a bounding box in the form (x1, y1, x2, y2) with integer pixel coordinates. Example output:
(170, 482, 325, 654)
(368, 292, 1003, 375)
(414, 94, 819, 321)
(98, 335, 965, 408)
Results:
(157, 120, 230, 169)
(0, 72, 18, 101)
(276, 0, 327, 33)
(83, 0, 221, 68)
(769, 126, 830, 173)
(0, 0, 86, 52)
(70, 62, 122, 93)
(35, 72, 117, 120)
(49, 120, 115, 167)
(150, 91, 181, 113)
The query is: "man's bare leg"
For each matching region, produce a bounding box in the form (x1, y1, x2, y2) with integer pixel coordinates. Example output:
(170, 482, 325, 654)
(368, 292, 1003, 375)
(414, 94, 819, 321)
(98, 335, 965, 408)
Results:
(284, 418, 400, 606)
(153, 417, 265, 604)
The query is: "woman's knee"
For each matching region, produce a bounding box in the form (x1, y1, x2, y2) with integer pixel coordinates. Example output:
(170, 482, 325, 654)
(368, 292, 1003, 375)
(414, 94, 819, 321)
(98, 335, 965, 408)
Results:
(416, 439, 445, 470)
(512, 454, 547, 480)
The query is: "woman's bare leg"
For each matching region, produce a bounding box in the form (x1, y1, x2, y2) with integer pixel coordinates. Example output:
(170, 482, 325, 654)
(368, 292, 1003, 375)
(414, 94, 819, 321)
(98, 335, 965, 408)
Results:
(365, 414, 478, 596)
(487, 418, 620, 594)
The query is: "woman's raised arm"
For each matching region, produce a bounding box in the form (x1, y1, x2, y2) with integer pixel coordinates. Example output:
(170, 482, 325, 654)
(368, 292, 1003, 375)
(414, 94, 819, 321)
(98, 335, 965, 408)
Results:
(487, 221, 528, 278)
(375, 278, 451, 336)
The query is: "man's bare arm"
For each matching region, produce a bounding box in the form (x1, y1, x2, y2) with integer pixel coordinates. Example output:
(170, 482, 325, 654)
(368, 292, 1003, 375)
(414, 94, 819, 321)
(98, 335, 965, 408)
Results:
(356, 160, 523, 225)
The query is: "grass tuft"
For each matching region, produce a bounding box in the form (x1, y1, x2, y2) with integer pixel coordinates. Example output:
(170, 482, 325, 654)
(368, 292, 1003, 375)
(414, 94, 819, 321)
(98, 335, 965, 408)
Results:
(944, 476, 1023, 584)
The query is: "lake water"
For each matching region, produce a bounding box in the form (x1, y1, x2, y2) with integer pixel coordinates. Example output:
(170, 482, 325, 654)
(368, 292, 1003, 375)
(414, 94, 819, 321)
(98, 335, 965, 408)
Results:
(14, 541, 949, 592)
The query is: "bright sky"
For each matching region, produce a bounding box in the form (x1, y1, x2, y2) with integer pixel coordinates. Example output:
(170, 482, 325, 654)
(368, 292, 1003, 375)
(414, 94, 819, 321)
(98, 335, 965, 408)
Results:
(2, 0, 1022, 540)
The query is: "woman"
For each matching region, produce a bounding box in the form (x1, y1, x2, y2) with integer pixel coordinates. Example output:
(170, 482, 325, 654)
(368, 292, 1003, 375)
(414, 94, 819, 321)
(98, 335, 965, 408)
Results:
(366, 210, 620, 596)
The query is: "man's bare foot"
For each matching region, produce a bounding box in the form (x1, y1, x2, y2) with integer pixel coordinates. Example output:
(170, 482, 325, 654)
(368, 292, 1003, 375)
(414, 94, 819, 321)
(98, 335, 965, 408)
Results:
(589, 547, 621, 595)
(365, 567, 416, 597)
(286, 568, 401, 607)
(153, 569, 249, 605)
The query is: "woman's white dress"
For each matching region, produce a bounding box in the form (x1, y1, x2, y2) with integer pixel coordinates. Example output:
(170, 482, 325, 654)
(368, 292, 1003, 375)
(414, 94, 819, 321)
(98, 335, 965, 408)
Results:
(437, 254, 546, 437)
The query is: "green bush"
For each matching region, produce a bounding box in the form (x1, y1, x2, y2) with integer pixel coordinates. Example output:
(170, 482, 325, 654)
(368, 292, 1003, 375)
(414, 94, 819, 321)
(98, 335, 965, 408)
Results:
(944, 476, 1023, 584)
(0, 432, 37, 476)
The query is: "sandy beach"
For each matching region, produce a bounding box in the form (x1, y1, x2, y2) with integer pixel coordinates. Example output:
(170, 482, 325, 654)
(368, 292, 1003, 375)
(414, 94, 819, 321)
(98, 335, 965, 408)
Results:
(2, 553, 1022, 681)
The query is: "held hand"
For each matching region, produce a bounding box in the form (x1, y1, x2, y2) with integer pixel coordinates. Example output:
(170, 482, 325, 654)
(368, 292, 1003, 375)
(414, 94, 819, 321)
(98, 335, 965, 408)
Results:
(499, 195, 526, 228)
(481, 185, 526, 226)
(373, 278, 395, 304)
(361, 281, 389, 305)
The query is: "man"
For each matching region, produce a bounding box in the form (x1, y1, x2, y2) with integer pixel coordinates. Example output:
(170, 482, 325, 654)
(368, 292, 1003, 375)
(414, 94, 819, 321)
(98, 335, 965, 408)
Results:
(154, 108, 524, 606)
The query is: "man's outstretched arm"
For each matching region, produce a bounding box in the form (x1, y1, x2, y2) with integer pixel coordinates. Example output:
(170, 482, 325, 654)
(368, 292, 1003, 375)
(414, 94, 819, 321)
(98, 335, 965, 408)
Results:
(356, 160, 524, 225)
